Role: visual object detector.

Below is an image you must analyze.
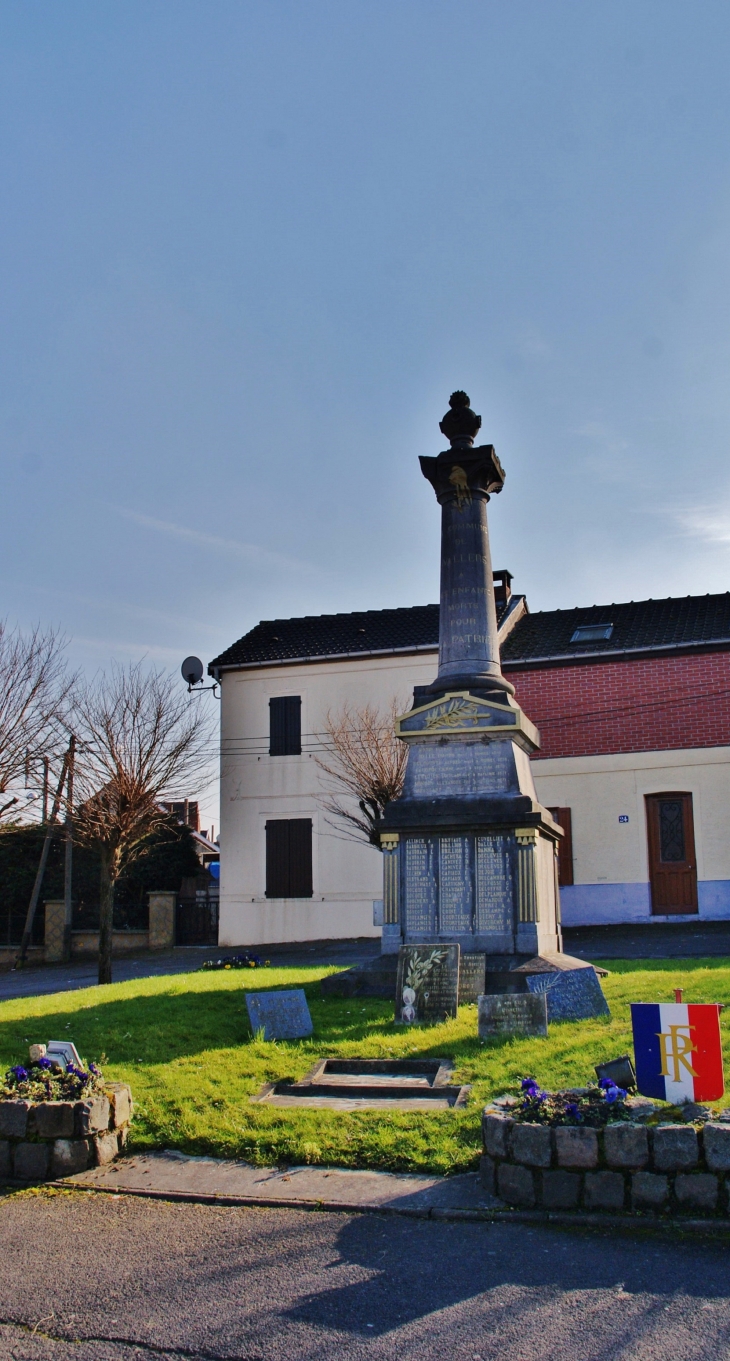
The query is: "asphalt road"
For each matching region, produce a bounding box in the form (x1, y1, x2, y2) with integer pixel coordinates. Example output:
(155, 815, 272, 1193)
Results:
(1, 1191, 730, 1360)
(0, 940, 379, 1003)
(5, 919, 730, 1005)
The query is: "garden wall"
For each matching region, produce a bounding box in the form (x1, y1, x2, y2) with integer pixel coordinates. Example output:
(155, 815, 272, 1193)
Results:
(43, 892, 176, 962)
(482, 1106, 730, 1214)
(0, 1083, 132, 1183)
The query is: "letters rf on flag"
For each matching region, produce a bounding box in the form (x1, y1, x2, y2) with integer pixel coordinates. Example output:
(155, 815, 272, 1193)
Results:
(631, 1003, 724, 1104)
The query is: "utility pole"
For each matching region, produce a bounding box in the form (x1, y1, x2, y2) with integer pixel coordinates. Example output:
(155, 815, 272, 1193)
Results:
(63, 735, 75, 963)
(15, 746, 71, 967)
(42, 756, 49, 824)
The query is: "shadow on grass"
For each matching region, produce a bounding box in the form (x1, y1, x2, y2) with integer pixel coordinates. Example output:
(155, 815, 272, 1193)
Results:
(0, 970, 629, 1072)
(0, 977, 476, 1068)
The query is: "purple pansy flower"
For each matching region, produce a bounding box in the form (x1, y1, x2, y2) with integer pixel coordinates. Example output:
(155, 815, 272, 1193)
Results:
(11, 1065, 28, 1081)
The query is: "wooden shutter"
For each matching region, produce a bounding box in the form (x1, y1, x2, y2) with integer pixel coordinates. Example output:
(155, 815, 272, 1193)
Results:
(265, 818, 312, 898)
(288, 819, 313, 897)
(265, 820, 290, 897)
(547, 807, 574, 887)
(269, 696, 302, 756)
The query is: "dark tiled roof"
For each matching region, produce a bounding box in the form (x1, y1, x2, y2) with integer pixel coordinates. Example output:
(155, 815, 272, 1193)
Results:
(210, 592, 730, 672)
(501, 593, 730, 666)
(209, 604, 440, 670)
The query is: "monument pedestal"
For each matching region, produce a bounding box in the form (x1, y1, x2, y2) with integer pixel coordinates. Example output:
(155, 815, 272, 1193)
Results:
(380, 689, 563, 961)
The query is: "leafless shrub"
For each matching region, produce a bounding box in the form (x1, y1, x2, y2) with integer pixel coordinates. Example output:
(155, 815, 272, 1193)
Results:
(0, 623, 74, 824)
(73, 662, 214, 983)
(315, 699, 408, 847)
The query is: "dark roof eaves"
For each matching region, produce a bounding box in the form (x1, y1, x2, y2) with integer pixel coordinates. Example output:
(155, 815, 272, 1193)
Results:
(209, 642, 440, 675)
(502, 637, 730, 671)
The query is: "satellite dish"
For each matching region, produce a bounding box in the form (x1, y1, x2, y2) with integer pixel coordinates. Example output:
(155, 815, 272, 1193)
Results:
(181, 656, 204, 687)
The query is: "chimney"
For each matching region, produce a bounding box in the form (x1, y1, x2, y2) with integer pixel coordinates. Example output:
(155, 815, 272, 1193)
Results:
(493, 569, 513, 612)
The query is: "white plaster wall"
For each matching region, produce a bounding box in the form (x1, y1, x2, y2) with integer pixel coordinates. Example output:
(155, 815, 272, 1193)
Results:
(532, 746, 730, 925)
(219, 640, 730, 939)
(218, 651, 438, 946)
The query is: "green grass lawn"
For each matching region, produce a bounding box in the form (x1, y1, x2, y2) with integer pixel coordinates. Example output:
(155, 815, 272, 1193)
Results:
(2, 958, 730, 1176)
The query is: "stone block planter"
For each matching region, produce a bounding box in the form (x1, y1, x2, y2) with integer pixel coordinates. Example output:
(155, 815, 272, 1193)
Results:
(482, 1104, 730, 1217)
(0, 1084, 132, 1184)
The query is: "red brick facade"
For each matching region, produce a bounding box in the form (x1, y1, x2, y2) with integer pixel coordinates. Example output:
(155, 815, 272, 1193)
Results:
(504, 650, 730, 761)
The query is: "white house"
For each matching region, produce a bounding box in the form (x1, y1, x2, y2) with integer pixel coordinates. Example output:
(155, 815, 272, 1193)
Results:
(210, 579, 730, 945)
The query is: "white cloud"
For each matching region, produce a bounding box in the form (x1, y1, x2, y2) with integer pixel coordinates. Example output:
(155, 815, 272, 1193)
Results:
(26, 584, 219, 635)
(672, 505, 730, 546)
(72, 635, 185, 663)
(118, 509, 320, 577)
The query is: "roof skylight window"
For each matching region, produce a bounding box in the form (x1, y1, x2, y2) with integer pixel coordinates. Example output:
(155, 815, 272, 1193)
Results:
(570, 623, 614, 644)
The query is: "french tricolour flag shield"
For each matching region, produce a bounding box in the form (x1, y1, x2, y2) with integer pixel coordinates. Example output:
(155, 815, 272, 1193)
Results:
(631, 1003, 724, 1104)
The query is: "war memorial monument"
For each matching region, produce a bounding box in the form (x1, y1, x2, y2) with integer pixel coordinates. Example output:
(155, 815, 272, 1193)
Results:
(325, 391, 608, 1025)
(379, 390, 563, 966)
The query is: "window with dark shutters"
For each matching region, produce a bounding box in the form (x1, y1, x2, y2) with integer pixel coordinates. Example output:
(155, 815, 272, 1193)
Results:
(547, 807, 574, 887)
(265, 819, 313, 898)
(269, 696, 302, 755)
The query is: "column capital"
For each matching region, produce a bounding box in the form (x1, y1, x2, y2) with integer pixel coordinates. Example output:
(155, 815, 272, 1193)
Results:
(380, 832, 400, 850)
(419, 445, 505, 504)
(515, 827, 540, 846)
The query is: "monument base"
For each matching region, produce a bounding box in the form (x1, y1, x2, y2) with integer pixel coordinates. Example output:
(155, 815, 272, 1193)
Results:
(380, 688, 564, 963)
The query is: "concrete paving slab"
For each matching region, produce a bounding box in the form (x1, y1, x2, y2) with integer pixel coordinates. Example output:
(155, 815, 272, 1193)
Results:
(60, 1149, 497, 1215)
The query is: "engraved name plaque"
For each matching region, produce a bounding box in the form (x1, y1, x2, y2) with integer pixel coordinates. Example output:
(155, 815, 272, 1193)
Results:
(475, 835, 514, 932)
(403, 837, 437, 934)
(459, 952, 486, 1005)
(438, 836, 472, 934)
(478, 993, 548, 1038)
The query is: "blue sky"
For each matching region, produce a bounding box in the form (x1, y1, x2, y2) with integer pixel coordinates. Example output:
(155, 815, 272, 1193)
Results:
(2, 3, 730, 816)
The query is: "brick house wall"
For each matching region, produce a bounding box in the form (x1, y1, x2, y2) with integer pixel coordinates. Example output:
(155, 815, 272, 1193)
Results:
(504, 651, 730, 762)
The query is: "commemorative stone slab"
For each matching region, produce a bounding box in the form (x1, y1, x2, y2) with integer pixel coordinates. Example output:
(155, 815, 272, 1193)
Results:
(395, 944, 460, 1024)
(245, 989, 313, 1042)
(478, 993, 548, 1038)
(524, 965, 610, 1021)
(459, 952, 486, 1005)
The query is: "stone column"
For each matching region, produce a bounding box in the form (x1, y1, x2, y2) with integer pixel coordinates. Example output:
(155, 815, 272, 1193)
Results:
(436, 489, 502, 687)
(380, 833, 401, 954)
(44, 899, 66, 963)
(515, 829, 539, 923)
(419, 391, 513, 699)
(148, 891, 176, 951)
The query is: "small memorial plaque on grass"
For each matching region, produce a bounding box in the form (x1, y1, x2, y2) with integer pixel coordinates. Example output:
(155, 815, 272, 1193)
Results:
(245, 989, 313, 1041)
(395, 944, 460, 1024)
(525, 966, 610, 1022)
(459, 953, 486, 1005)
(478, 993, 548, 1038)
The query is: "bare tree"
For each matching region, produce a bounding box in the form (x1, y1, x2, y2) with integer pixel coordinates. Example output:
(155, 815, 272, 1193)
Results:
(316, 699, 408, 847)
(0, 623, 74, 824)
(73, 662, 214, 984)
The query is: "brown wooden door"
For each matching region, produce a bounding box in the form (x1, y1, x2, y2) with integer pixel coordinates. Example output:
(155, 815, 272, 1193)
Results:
(645, 793, 698, 914)
(547, 807, 574, 887)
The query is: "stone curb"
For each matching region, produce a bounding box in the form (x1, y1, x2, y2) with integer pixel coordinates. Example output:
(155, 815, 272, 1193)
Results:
(29, 1178, 730, 1237)
(481, 1109, 730, 1215)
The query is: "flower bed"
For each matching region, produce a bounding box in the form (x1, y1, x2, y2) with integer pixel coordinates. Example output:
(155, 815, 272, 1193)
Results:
(1, 1055, 133, 1184)
(482, 1079, 730, 1215)
(200, 952, 269, 971)
(513, 1075, 634, 1127)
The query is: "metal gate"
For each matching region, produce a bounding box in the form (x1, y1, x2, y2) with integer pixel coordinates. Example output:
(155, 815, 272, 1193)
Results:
(176, 892, 219, 945)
